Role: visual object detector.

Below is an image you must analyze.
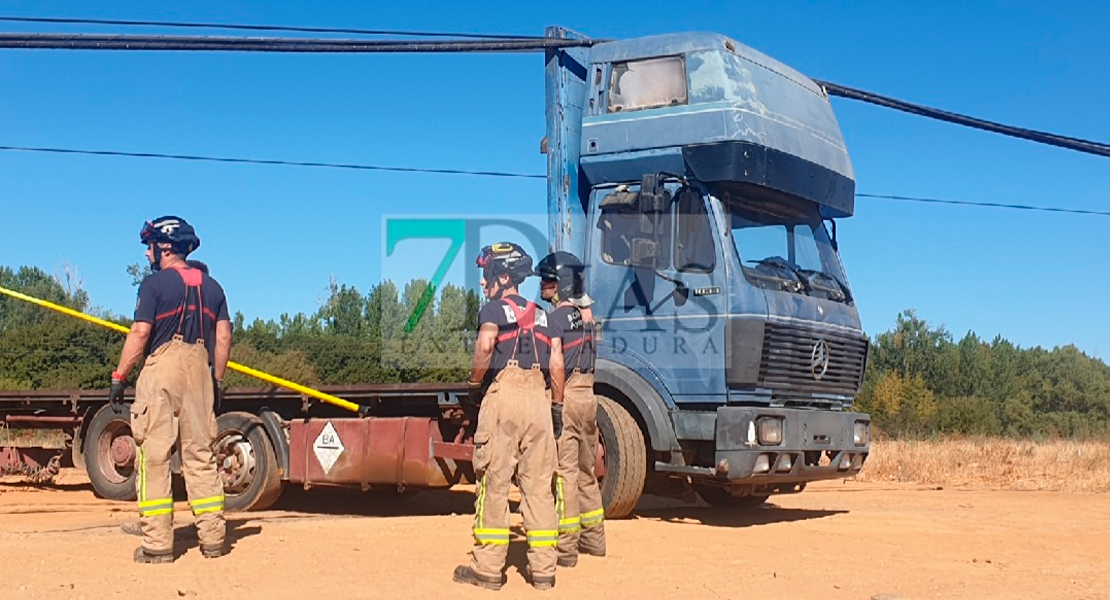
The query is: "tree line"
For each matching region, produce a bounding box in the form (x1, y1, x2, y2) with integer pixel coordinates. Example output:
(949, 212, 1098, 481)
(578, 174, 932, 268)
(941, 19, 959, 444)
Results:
(2, 264, 1108, 439)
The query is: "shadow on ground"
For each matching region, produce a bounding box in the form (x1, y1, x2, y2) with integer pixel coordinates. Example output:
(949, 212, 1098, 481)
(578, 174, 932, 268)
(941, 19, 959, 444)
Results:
(264, 486, 477, 518)
(634, 503, 847, 528)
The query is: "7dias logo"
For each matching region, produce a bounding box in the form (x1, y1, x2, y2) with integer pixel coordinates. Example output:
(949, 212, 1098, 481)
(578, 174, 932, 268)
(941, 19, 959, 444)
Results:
(383, 216, 548, 331)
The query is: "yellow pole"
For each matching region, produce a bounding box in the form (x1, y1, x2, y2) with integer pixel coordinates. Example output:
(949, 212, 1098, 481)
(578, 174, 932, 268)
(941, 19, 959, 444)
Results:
(0, 284, 362, 414)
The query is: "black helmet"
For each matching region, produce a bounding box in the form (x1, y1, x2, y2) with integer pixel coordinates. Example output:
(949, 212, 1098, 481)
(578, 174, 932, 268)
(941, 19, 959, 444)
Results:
(475, 242, 533, 286)
(536, 251, 586, 304)
(140, 216, 201, 256)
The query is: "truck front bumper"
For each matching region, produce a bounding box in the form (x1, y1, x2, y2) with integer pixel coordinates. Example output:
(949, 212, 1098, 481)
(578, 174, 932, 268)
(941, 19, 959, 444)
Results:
(711, 406, 869, 484)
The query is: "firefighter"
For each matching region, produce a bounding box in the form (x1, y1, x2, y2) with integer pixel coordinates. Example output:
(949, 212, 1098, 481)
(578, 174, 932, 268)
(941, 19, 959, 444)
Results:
(108, 216, 232, 564)
(118, 254, 216, 538)
(536, 251, 607, 568)
(453, 242, 561, 591)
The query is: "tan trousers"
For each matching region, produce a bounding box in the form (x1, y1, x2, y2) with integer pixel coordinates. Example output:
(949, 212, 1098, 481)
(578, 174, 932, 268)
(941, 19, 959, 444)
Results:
(554, 373, 606, 559)
(470, 365, 558, 580)
(131, 337, 225, 554)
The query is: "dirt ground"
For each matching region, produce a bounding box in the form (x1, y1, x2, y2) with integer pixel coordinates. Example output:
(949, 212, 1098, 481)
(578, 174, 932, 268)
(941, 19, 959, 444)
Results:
(1, 470, 1107, 600)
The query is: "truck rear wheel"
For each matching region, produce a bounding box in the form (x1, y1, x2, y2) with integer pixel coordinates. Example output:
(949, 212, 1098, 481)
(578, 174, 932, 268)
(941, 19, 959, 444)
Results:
(215, 412, 284, 512)
(84, 404, 138, 502)
(596, 395, 646, 519)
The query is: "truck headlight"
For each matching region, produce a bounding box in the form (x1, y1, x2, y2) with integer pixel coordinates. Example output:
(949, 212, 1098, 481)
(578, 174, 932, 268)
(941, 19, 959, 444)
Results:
(757, 417, 783, 445)
(853, 421, 869, 446)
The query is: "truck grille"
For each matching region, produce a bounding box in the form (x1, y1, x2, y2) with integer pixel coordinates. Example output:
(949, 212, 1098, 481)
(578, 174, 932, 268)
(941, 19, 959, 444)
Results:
(758, 322, 869, 397)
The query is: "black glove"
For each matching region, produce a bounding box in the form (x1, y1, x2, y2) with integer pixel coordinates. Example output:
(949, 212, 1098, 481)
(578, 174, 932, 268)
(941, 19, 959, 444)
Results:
(551, 404, 564, 439)
(109, 378, 126, 412)
(214, 379, 225, 410)
(467, 380, 483, 404)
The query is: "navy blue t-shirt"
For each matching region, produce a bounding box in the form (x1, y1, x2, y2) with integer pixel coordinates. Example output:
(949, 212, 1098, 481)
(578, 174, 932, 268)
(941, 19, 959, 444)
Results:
(478, 295, 551, 388)
(547, 305, 597, 376)
(134, 266, 230, 363)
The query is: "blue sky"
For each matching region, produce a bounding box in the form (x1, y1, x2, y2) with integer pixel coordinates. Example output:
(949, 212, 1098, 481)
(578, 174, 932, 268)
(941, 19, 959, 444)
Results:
(0, 1, 1107, 359)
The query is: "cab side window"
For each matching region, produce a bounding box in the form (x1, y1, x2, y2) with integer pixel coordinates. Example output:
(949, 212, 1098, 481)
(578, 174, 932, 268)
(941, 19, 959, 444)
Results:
(598, 208, 672, 268)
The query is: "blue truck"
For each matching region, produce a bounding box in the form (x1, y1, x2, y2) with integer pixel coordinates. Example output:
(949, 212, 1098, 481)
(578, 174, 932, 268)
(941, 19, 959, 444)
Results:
(543, 27, 870, 514)
(0, 27, 869, 518)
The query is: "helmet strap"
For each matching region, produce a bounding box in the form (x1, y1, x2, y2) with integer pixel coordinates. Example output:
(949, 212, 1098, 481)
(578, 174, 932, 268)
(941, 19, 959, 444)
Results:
(149, 244, 163, 272)
(483, 276, 503, 301)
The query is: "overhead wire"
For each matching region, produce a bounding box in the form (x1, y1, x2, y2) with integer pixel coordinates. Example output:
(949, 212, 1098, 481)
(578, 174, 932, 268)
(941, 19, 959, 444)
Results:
(0, 15, 553, 39)
(0, 21, 1105, 213)
(0, 144, 545, 179)
(0, 31, 1105, 159)
(0, 144, 1104, 216)
(815, 80, 1110, 159)
(855, 193, 1110, 217)
(0, 33, 595, 53)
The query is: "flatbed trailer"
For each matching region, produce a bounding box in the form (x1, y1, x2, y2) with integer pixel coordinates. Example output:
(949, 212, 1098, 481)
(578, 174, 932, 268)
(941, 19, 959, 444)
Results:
(0, 383, 642, 515)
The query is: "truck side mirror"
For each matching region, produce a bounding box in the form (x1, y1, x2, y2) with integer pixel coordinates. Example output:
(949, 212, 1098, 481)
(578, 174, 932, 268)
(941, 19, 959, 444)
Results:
(639, 173, 668, 213)
(629, 173, 669, 267)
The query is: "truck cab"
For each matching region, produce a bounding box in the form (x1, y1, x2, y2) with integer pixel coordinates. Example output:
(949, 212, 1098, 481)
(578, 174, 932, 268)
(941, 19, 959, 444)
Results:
(546, 29, 870, 511)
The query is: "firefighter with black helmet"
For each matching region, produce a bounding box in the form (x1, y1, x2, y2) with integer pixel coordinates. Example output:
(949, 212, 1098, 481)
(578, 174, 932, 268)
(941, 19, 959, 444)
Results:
(453, 242, 561, 591)
(536, 250, 607, 567)
(108, 216, 232, 564)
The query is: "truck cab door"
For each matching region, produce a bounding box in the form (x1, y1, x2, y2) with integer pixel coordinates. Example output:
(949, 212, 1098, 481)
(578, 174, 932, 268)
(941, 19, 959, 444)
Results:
(587, 184, 728, 399)
(664, 187, 728, 398)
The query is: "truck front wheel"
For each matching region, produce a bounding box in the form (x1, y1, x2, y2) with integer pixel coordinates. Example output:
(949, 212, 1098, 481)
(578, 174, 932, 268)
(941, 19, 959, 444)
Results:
(596, 395, 646, 519)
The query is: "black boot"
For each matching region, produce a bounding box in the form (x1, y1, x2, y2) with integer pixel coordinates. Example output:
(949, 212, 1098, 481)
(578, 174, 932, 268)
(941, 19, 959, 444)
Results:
(531, 574, 556, 591)
(133, 546, 173, 564)
(452, 566, 504, 591)
(527, 566, 555, 591)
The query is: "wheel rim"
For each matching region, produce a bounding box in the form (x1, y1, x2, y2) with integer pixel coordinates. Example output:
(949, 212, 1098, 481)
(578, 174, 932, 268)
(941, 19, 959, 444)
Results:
(215, 430, 257, 495)
(95, 417, 135, 484)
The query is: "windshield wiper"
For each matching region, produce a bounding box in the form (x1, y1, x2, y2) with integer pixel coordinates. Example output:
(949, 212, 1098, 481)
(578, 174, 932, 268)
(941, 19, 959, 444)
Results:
(797, 268, 852, 303)
(744, 257, 808, 294)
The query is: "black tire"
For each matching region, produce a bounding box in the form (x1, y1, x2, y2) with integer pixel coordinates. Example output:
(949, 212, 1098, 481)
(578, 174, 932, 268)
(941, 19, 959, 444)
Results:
(596, 395, 646, 519)
(70, 409, 89, 473)
(83, 404, 138, 502)
(215, 412, 284, 512)
(694, 485, 769, 509)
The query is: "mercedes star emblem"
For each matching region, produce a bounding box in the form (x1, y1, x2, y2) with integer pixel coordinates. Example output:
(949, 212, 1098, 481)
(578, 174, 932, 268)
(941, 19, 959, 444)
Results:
(810, 339, 830, 380)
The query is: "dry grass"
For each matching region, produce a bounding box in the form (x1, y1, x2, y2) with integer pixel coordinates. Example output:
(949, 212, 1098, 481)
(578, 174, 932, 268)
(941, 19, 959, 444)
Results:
(0, 427, 67, 449)
(853, 438, 1110, 493)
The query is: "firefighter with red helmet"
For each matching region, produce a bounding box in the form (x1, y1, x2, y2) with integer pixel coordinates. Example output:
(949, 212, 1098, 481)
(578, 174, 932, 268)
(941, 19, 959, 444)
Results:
(536, 251, 607, 568)
(453, 242, 561, 591)
(108, 216, 232, 563)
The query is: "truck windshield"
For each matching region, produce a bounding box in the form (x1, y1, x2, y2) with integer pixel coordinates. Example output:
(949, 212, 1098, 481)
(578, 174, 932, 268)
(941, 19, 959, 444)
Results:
(720, 190, 852, 303)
